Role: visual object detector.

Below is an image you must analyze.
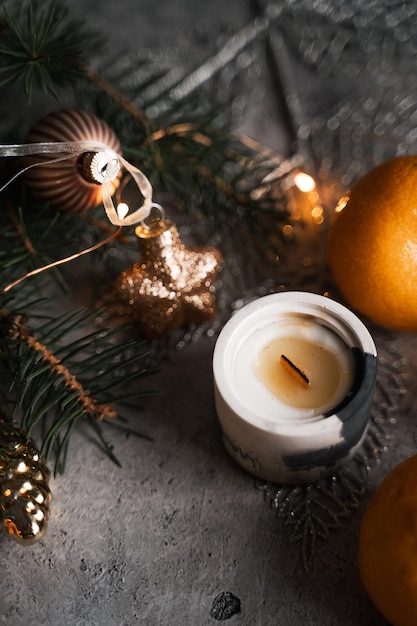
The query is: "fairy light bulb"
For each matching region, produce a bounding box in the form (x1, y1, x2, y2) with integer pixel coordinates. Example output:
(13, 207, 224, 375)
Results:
(335, 195, 350, 213)
(294, 171, 316, 192)
(117, 202, 130, 220)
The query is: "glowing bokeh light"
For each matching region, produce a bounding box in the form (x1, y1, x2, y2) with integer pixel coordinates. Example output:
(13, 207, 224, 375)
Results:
(294, 172, 316, 193)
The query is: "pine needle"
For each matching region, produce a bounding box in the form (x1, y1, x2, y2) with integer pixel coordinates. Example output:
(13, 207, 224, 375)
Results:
(0, 300, 153, 473)
(0, 0, 98, 102)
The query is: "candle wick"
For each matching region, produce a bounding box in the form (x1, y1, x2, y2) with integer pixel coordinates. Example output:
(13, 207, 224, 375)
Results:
(280, 354, 310, 388)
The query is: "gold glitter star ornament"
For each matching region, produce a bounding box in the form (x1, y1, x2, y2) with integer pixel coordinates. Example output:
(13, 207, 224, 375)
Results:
(112, 219, 223, 339)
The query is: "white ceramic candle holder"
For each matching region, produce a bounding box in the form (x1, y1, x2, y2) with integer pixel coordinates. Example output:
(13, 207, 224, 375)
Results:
(213, 292, 377, 484)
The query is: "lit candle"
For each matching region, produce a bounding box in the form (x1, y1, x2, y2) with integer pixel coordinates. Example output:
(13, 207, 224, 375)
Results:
(213, 292, 377, 484)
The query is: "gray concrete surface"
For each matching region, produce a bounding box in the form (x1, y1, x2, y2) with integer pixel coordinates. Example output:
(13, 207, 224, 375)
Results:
(3, 333, 406, 626)
(1, 1, 412, 624)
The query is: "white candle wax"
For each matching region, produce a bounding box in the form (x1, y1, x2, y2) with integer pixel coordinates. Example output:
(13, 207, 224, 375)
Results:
(235, 319, 355, 423)
(213, 292, 377, 484)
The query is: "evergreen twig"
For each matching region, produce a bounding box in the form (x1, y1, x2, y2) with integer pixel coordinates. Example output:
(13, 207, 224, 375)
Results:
(2, 309, 118, 421)
(0, 0, 97, 102)
(0, 301, 153, 473)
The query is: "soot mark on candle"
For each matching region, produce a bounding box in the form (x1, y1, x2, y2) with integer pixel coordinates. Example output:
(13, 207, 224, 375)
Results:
(283, 350, 378, 473)
(280, 354, 310, 388)
(210, 591, 241, 620)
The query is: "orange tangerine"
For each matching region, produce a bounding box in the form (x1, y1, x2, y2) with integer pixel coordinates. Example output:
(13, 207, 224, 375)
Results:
(327, 155, 417, 331)
(359, 454, 417, 626)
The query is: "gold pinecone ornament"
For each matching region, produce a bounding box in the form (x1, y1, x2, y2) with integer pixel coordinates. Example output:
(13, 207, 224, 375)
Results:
(0, 413, 51, 545)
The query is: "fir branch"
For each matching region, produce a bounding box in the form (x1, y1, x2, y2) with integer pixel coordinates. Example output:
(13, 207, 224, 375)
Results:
(4, 196, 35, 255)
(0, 0, 98, 102)
(1, 308, 118, 421)
(76, 28, 293, 244)
(82, 64, 152, 133)
(0, 9, 293, 275)
(0, 302, 154, 472)
(0, 195, 81, 292)
(0, 194, 127, 295)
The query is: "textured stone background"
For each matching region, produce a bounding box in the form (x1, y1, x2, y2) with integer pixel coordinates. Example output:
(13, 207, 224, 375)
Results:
(1, 1, 413, 624)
